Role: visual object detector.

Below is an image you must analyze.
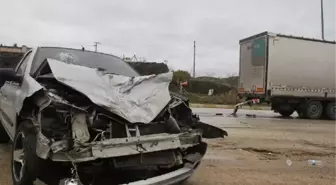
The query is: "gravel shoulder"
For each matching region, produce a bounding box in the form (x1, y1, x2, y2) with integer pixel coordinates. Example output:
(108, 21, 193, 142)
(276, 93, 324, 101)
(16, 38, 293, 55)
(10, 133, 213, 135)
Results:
(188, 116, 336, 185)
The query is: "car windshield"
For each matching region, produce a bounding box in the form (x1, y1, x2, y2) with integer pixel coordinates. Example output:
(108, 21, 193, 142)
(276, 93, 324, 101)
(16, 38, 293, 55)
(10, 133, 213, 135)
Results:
(31, 47, 139, 77)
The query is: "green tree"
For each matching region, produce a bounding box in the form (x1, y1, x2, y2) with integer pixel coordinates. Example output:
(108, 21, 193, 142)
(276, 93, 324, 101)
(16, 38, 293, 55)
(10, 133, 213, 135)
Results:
(224, 74, 239, 88)
(172, 70, 191, 84)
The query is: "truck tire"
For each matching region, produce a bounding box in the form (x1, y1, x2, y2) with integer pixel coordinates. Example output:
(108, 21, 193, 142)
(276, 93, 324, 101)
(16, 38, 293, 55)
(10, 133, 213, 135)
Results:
(12, 120, 42, 185)
(305, 100, 323, 119)
(279, 110, 294, 117)
(276, 103, 294, 117)
(296, 110, 304, 118)
(324, 102, 335, 120)
(0, 122, 10, 143)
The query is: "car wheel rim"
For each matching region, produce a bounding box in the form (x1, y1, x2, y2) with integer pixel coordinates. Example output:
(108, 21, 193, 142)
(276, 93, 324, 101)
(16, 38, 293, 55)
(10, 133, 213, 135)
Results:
(13, 132, 25, 182)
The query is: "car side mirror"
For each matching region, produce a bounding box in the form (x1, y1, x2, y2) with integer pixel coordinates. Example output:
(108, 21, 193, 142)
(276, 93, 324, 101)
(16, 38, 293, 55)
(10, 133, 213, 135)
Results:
(0, 68, 22, 85)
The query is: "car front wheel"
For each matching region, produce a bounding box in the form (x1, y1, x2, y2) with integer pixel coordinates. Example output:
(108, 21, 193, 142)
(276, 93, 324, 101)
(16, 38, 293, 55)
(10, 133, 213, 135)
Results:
(12, 121, 41, 185)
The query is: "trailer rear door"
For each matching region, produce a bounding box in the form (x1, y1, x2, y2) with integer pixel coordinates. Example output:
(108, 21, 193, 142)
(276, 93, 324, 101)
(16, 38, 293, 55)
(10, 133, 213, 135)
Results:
(239, 36, 268, 95)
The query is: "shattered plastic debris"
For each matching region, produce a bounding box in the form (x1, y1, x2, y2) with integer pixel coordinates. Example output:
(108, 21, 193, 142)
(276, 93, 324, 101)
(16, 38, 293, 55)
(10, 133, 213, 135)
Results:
(246, 114, 256, 118)
(286, 159, 292, 166)
(307, 160, 323, 166)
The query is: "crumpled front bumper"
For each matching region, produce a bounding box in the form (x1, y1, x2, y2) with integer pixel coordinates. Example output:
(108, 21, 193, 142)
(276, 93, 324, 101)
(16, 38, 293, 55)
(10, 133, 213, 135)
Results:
(123, 163, 199, 185)
(49, 131, 202, 163)
(60, 162, 200, 185)
(56, 132, 206, 185)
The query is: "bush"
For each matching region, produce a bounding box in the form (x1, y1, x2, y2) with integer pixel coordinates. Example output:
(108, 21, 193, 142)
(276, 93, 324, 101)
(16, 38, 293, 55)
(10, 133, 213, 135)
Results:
(187, 90, 238, 105)
(197, 76, 239, 88)
(126, 62, 238, 104)
(172, 70, 191, 84)
(186, 79, 231, 94)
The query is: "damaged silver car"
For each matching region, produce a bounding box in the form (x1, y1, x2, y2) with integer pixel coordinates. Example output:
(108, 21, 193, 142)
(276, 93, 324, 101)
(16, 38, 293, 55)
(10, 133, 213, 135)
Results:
(0, 47, 227, 185)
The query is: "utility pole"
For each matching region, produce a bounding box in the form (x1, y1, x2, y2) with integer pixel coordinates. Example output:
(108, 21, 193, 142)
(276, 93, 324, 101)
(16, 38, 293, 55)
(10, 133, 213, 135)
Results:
(93, 42, 101, 52)
(321, 0, 325, 40)
(192, 41, 196, 78)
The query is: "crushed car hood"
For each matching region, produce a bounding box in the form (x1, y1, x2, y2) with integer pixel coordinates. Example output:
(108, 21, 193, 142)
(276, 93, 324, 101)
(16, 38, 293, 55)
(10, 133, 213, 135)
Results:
(43, 58, 173, 123)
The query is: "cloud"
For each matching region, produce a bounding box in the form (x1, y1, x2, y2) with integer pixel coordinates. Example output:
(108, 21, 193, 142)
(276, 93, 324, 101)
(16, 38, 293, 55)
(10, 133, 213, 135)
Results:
(1, 0, 335, 77)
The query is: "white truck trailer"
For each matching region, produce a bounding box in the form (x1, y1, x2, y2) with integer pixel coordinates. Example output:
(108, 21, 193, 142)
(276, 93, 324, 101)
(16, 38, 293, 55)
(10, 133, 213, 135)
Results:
(238, 31, 336, 120)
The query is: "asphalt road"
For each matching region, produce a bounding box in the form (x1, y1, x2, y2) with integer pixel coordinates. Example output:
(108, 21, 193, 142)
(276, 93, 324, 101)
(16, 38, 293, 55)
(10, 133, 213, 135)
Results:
(193, 107, 298, 118)
(0, 108, 335, 185)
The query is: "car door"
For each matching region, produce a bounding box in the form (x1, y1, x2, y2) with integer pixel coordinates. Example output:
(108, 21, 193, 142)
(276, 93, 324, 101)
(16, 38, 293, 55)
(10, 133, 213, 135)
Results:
(0, 51, 32, 139)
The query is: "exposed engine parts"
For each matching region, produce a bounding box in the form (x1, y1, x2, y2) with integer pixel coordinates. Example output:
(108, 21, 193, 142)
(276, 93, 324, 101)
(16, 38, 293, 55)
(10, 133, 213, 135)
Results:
(26, 86, 225, 184)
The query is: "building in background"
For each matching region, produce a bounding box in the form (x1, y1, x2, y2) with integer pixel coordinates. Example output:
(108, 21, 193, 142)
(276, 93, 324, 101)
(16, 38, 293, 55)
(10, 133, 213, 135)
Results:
(0, 45, 31, 68)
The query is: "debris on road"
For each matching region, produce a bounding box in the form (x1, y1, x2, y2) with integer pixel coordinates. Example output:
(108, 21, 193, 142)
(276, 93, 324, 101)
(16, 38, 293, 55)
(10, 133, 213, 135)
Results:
(286, 159, 293, 166)
(246, 114, 257, 118)
(231, 99, 260, 116)
(307, 160, 323, 166)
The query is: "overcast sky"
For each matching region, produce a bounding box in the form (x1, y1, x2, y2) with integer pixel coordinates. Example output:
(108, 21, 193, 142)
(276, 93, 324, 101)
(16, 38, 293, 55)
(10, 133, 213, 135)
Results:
(1, 0, 335, 77)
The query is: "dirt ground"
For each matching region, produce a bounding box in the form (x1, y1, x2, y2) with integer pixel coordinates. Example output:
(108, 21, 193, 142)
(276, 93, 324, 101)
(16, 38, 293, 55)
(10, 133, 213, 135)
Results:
(0, 112, 335, 185)
(187, 115, 336, 185)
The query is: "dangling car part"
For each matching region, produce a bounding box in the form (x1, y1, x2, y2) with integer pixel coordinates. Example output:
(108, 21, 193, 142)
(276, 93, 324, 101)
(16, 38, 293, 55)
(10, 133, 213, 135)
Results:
(231, 98, 260, 116)
(0, 47, 227, 185)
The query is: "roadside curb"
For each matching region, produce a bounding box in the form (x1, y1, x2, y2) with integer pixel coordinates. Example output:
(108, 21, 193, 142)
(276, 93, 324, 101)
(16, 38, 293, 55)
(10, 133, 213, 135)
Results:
(189, 103, 271, 110)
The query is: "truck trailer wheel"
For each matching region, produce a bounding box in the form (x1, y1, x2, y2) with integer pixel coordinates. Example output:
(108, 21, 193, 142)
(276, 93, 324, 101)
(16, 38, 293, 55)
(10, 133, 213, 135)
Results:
(305, 100, 323, 119)
(275, 103, 294, 117)
(296, 109, 304, 119)
(324, 102, 335, 120)
(279, 110, 294, 117)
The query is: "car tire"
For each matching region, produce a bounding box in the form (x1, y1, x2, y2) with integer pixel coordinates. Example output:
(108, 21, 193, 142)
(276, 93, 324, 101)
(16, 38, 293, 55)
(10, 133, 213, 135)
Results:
(11, 120, 42, 185)
(305, 100, 323, 119)
(0, 122, 10, 143)
(324, 102, 335, 120)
